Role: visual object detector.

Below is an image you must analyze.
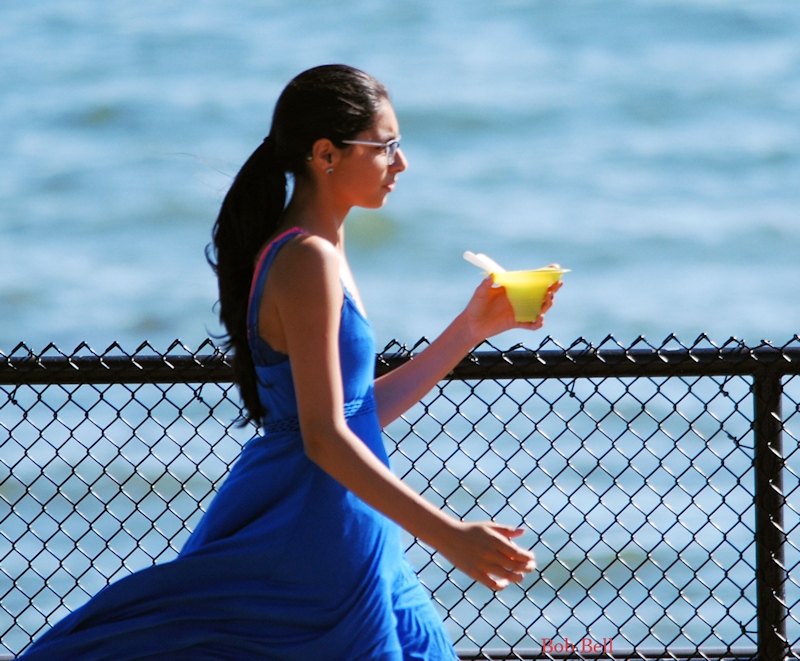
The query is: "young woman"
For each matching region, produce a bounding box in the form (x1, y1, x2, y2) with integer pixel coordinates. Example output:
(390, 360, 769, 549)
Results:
(22, 64, 559, 660)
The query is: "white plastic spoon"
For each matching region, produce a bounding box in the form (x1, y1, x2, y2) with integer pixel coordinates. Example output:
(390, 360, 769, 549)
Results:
(463, 251, 506, 273)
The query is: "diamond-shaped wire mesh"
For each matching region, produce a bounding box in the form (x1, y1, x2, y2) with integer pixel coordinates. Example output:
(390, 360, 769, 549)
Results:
(785, 372, 800, 655)
(1, 337, 799, 660)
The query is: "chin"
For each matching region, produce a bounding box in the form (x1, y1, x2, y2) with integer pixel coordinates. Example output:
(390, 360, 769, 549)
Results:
(360, 196, 389, 210)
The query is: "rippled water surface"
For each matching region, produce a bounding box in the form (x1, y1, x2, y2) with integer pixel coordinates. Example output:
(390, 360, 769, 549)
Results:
(2, 0, 799, 353)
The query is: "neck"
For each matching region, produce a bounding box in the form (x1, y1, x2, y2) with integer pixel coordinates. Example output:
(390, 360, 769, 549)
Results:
(280, 176, 350, 247)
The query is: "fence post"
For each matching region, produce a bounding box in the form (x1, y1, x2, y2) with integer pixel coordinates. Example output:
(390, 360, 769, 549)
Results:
(752, 367, 788, 660)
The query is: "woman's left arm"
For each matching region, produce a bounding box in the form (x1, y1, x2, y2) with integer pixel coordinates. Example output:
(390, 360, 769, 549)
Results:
(374, 276, 561, 427)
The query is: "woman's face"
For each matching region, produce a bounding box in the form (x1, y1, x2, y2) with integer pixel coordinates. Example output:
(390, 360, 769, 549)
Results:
(335, 97, 407, 209)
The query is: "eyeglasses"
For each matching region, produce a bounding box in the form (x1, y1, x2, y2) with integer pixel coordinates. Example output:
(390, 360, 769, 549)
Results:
(341, 136, 401, 165)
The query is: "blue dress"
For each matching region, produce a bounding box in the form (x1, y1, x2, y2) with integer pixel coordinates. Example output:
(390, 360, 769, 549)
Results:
(21, 228, 458, 660)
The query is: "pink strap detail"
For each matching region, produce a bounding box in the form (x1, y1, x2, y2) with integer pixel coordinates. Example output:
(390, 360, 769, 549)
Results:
(246, 227, 309, 345)
(249, 227, 306, 295)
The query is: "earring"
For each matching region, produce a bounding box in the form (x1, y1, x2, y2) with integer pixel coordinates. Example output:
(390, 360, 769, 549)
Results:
(326, 167, 334, 174)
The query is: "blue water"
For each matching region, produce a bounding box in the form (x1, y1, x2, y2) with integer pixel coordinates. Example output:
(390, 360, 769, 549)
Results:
(2, 0, 799, 354)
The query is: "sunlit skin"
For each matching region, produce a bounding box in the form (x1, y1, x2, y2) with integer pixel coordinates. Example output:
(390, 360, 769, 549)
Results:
(255, 97, 561, 590)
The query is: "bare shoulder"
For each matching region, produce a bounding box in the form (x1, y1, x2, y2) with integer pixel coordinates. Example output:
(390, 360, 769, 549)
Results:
(269, 233, 341, 298)
(274, 232, 337, 267)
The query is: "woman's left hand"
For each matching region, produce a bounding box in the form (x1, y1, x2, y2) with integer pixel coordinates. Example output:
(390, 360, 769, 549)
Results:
(462, 268, 563, 344)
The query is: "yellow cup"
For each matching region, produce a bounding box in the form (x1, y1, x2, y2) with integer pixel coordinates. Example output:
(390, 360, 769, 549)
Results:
(491, 268, 567, 322)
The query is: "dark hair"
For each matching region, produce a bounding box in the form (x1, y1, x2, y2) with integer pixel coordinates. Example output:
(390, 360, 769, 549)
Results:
(207, 64, 389, 425)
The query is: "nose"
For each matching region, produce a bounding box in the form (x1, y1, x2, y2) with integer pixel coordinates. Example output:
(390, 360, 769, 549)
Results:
(391, 146, 408, 172)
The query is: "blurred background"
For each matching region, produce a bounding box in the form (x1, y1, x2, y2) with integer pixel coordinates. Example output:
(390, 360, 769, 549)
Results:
(1, 0, 799, 354)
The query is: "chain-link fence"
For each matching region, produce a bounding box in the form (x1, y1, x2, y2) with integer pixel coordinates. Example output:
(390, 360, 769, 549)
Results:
(1, 337, 799, 660)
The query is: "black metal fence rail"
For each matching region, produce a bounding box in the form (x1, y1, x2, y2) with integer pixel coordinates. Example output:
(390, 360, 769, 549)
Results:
(1, 337, 799, 660)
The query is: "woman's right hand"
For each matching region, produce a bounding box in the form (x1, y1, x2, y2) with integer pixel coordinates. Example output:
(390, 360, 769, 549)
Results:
(460, 274, 563, 346)
(438, 520, 537, 591)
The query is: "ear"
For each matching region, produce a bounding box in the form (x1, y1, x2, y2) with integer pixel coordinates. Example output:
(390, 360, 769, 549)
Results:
(308, 138, 339, 173)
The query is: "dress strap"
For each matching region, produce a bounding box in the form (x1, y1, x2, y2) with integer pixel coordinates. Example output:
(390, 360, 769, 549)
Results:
(246, 228, 307, 356)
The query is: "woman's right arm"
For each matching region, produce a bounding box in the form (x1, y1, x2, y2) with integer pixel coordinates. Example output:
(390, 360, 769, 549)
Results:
(264, 236, 536, 590)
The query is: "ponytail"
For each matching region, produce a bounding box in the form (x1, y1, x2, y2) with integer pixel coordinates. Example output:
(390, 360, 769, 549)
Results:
(207, 136, 286, 425)
(208, 64, 389, 427)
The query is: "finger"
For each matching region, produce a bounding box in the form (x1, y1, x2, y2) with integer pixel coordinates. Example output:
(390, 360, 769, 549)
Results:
(489, 565, 530, 584)
(509, 554, 537, 573)
(487, 556, 536, 582)
(487, 576, 511, 591)
(504, 548, 536, 569)
(495, 548, 538, 576)
(468, 545, 537, 590)
(537, 287, 560, 317)
(513, 314, 545, 330)
(475, 569, 513, 591)
(490, 523, 526, 538)
(542, 283, 561, 305)
(485, 556, 537, 588)
(466, 567, 510, 591)
(472, 276, 495, 298)
(490, 569, 525, 586)
(487, 526, 536, 564)
(515, 320, 544, 331)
